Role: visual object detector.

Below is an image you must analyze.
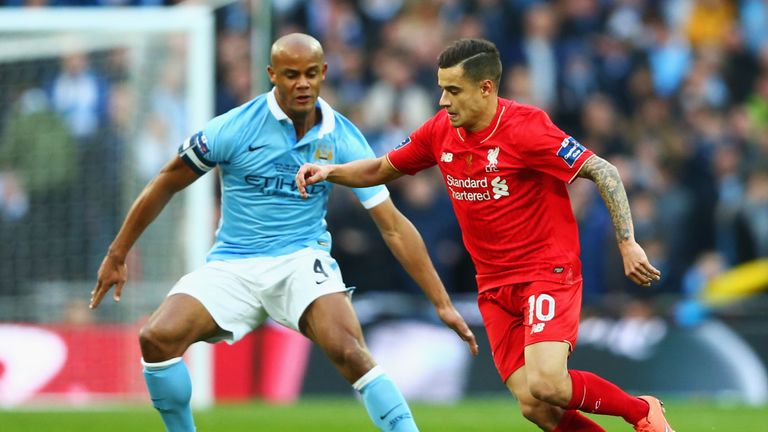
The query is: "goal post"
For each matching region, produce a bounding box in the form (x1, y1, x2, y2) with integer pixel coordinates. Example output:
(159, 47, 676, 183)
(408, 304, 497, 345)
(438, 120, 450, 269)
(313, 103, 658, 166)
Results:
(0, 6, 215, 407)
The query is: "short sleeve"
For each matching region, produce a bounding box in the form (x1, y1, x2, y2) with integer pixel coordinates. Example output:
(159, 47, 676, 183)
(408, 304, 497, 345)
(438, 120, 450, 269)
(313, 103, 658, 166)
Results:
(334, 117, 390, 209)
(178, 114, 235, 175)
(515, 109, 594, 183)
(386, 117, 437, 175)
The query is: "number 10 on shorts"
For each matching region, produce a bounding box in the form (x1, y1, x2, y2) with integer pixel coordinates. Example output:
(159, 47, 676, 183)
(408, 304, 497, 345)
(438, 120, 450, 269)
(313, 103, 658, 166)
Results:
(528, 294, 555, 334)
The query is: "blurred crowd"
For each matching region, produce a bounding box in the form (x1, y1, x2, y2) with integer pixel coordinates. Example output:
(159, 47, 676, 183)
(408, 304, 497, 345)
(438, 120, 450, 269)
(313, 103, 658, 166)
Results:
(267, 0, 768, 320)
(0, 0, 767, 323)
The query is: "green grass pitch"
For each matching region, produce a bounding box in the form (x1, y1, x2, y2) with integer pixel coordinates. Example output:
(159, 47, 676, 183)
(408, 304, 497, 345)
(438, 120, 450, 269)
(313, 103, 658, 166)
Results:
(1, 397, 766, 431)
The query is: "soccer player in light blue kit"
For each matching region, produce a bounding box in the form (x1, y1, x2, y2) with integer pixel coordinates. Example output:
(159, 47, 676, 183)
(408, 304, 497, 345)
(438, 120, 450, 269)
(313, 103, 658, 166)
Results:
(89, 33, 478, 432)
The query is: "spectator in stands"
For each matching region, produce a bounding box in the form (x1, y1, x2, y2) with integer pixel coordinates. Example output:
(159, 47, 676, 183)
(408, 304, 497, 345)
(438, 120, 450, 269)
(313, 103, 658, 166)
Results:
(0, 88, 76, 284)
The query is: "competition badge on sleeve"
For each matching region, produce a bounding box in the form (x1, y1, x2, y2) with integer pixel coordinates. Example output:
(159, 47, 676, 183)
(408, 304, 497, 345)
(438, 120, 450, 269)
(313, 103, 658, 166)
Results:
(556, 137, 585, 167)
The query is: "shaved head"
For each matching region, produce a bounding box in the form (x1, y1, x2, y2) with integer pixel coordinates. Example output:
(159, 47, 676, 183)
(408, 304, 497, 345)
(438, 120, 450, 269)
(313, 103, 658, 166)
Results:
(270, 33, 324, 66)
(267, 33, 327, 125)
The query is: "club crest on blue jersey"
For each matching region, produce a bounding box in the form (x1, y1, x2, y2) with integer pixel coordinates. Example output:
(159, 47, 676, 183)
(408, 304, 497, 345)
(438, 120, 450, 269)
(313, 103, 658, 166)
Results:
(556, 137, 585, 167)
(313, 140, 334, 163)
(395, 137, 411, 150)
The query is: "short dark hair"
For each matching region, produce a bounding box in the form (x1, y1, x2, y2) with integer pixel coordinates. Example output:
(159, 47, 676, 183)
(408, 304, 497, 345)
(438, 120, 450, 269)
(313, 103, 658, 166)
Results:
(438, 38, 502, 88)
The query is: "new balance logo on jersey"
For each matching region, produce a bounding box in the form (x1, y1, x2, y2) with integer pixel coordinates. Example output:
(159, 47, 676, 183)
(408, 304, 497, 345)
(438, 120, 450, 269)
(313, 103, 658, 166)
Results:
(485, 147, 500, 172)
(531, 323, 546, 334)
(441, 152, 454, 162)
(491, 177, 509, 199)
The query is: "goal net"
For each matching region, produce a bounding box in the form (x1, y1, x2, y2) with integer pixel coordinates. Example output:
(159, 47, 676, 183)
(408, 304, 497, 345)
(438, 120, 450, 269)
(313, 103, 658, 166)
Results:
(0, 7, 215, 407)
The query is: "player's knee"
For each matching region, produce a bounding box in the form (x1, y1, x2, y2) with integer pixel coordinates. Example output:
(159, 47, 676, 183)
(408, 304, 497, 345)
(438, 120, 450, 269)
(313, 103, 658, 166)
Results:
(519, 400, 540, 421)
(139, 324, 183, 361)
(527, 375, 563, 405)
(518, 399, 555, 429)
(324, 338, 369, 369)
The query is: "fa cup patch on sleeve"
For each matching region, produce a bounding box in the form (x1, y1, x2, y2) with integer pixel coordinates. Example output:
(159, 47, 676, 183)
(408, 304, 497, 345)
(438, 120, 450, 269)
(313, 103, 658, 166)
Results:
(556, 137, 585, 167)
(394, 137, 411, 150)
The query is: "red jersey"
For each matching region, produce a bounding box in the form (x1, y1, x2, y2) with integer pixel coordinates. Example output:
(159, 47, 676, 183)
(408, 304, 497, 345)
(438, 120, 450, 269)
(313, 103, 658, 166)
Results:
(387, 98, 595, 292)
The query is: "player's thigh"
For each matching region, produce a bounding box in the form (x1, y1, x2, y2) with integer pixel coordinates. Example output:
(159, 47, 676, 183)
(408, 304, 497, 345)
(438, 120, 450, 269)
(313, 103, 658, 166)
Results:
(143, 293, 222, 348)
(164, 260, 269, 344)
(520, 280, 581, 378)
(299, 291, 374, 382)
(478, 286, 527, 382)
(524, 341, 570, 382)
(506, 364, 532, 400)
(299, 291, 364, 346)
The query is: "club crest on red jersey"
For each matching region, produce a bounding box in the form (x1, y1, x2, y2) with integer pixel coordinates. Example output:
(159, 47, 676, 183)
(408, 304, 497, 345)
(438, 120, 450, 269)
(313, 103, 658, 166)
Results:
(485, 147, 500, 172)
(463, 154, 473, 175)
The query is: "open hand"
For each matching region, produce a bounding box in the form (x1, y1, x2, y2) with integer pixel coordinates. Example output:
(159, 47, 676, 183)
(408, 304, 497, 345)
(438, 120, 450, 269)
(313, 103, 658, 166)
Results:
(436, 304, 479, 356)
(619, 240, 661, 287)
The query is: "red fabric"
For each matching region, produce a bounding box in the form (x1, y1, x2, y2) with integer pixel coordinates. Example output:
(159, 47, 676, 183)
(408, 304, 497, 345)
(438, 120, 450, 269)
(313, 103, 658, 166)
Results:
(567, 370, 648, 425)
(478, 280, 582, 381)
(213, 324, 311, 403)
(387, 98, 593, 292)
(213, 331, 258, 401)
(553, 410, 606, 432)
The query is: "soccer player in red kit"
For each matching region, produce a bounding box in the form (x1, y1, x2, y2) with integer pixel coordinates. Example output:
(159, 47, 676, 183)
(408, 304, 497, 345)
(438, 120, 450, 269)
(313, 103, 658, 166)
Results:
(296, 39, 674, 432)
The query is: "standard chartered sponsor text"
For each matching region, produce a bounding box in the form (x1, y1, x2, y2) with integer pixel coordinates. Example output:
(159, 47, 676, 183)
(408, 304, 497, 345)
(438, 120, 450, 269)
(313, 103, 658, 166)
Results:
(449, 188, 492, 201)
(446, 174, 488, 188)
(445, 174, 509, 201)
(446, 175, 492, 200)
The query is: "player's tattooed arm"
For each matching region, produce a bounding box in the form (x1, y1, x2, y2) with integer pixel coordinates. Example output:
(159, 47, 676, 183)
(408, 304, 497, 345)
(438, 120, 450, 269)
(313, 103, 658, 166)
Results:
(576, 156, 661, 287)
(576, 156, 634, 243)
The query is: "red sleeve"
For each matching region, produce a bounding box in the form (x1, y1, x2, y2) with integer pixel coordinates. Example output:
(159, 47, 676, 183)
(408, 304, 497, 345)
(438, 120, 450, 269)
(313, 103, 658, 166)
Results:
(515, 108, 594, 183)
(386, 116, 437, 175)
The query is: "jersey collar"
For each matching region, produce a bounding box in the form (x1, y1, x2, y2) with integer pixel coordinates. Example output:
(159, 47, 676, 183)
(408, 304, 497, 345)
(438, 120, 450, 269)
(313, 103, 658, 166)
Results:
(456, 97, 506, 144)
(267, 87, 336, 138)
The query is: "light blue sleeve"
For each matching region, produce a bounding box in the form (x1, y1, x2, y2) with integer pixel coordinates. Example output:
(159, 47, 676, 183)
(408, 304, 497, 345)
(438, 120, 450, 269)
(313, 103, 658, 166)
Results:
(178, 110, 241, 174)
(334, 115, 390, 209)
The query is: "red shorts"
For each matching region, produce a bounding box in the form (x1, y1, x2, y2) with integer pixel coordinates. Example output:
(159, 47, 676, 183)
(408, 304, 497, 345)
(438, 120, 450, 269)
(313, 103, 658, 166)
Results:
(478, 279, 582, 382)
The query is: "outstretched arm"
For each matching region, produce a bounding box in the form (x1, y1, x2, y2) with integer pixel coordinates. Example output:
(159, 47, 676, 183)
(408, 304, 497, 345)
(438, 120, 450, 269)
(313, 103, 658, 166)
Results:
(368, 198, 479, 355)
(576, 156, 661, 287)
(90, 156, 201, 309)
(295, 156, 402, 198)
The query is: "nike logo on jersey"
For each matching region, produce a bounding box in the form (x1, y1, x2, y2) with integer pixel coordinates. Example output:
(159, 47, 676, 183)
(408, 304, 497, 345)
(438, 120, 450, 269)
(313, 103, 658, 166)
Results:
(379, 403, 403, 420)
(248, 142, 268, 151)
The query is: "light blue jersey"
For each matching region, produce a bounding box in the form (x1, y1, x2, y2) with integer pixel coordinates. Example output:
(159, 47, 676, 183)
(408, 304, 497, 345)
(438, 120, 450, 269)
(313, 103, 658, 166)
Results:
(178, 88, 389, 261)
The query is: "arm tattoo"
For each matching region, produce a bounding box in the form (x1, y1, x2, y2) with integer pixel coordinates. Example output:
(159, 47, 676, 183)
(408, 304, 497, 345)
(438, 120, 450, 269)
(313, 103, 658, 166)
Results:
(577, 156, 634, 243)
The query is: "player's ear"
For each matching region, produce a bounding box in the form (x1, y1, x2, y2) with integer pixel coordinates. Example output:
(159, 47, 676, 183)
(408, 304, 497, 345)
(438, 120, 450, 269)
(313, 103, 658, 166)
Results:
(267, 65, 276, 85)
(481, 79, 493, 97)
(322, 63, 328, 80)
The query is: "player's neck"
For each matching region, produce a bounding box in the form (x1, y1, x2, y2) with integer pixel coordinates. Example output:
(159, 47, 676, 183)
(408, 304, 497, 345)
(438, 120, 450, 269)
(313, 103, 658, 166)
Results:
(466, 97, 498, 133)
(290, 107, 321, 141)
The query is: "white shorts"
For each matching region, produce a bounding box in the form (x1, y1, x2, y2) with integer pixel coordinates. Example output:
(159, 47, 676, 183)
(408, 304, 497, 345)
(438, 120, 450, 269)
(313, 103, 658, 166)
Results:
(167, 247, 349, 343)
